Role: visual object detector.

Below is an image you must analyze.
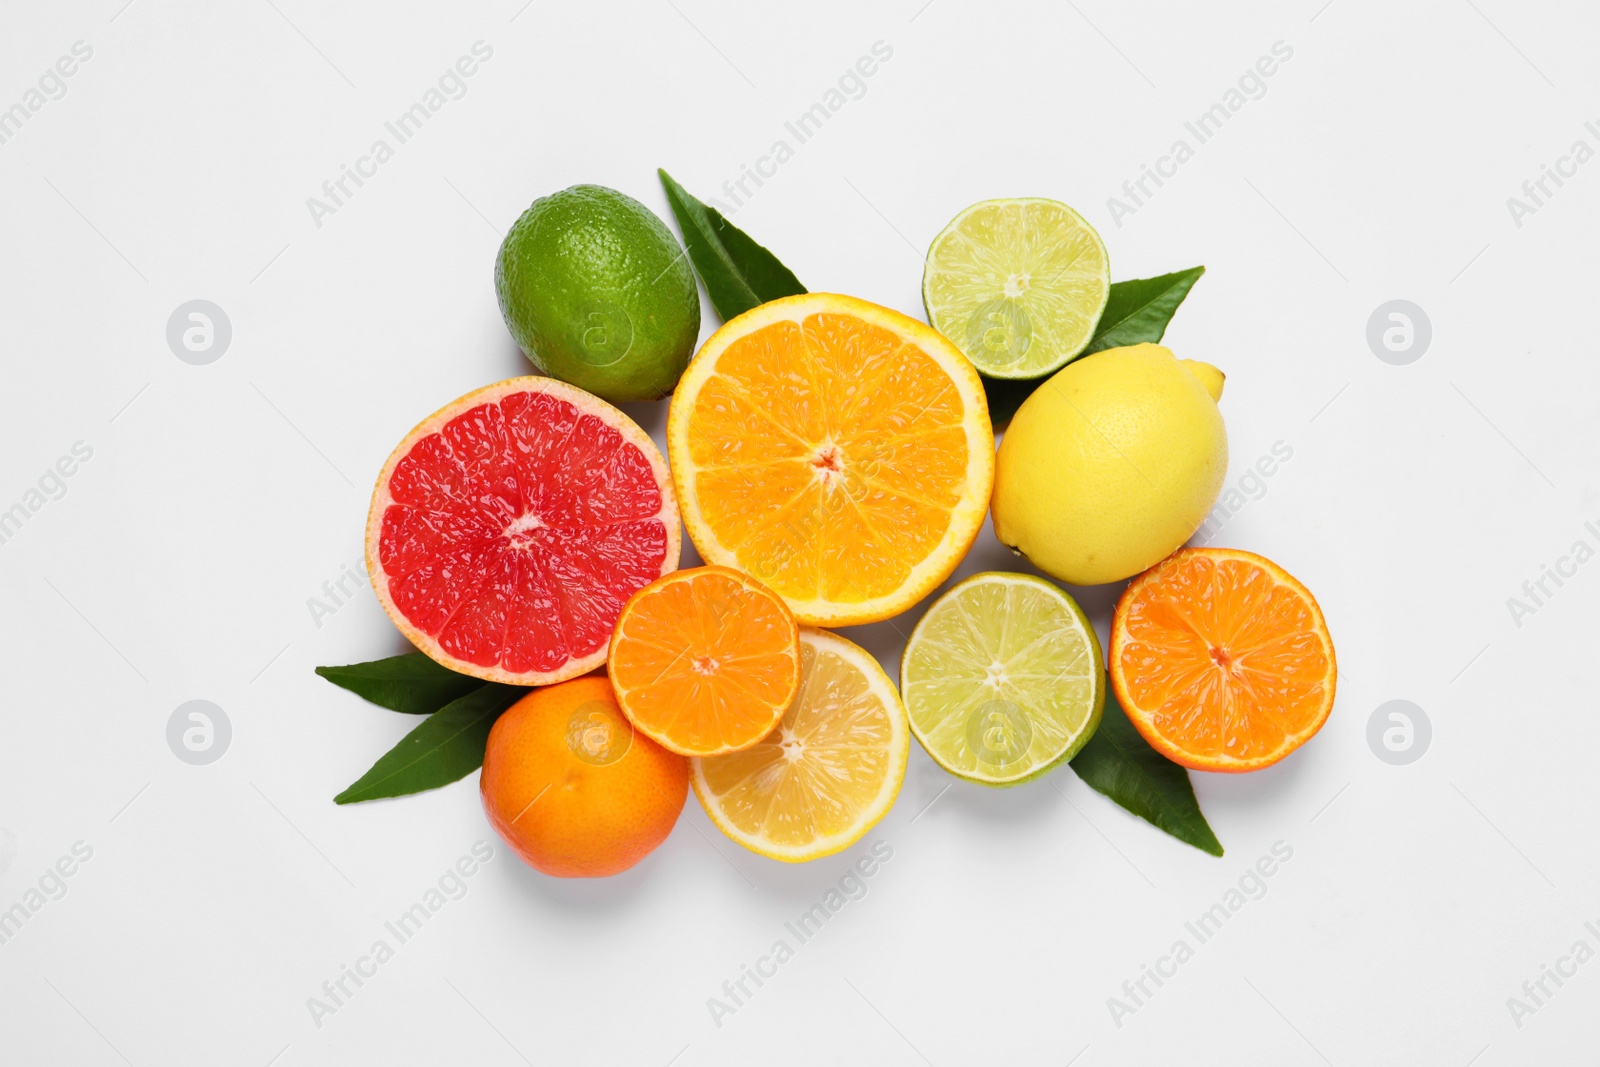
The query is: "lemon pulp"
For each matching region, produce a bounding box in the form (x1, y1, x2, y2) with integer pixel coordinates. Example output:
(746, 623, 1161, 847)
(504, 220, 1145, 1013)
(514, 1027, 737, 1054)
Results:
(691, 629, 908, 861)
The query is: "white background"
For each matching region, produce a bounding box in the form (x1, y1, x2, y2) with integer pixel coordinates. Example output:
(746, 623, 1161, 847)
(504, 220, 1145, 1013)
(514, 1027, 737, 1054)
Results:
(1, 1, 1595, 1064)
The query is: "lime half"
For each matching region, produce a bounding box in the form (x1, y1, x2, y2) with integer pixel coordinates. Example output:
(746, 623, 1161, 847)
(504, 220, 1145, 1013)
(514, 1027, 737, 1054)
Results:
(922, 199, 1110, 379)
(900, 572, 1104, 786)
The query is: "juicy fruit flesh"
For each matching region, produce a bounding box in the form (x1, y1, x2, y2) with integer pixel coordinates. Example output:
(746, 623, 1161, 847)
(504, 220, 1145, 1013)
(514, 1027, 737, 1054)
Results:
(378, 389, 670, 675)
(903, 575, 1101, 783)
(1116, 551, 1334, 767)
(925, 199, 1109, 376)
(695, 633, 901, 853)
(610, 568, 799, 756)
(684, 313, 970, 608)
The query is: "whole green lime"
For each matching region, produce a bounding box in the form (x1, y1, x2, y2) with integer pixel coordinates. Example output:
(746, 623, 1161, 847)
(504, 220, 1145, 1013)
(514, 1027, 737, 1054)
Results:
(494, 185, 701, 403)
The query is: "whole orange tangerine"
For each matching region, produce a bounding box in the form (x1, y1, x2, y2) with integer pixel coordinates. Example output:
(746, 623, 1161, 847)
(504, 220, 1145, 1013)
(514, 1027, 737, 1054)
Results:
(481, 676, 687, 877)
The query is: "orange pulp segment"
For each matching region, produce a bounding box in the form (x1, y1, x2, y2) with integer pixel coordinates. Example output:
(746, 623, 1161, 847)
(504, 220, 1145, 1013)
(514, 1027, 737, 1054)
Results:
(667, 293, 994, 626)
(608, 566, 801, 757)
(1110, 548, 1336, 773)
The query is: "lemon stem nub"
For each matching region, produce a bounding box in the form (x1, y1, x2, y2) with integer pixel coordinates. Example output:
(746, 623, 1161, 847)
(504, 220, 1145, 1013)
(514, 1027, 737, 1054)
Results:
(1182, 360, 1226, 402)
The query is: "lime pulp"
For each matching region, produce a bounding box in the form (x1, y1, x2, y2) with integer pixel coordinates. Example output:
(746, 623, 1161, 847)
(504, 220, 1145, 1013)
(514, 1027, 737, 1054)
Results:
(922, 198, 1110, 379)
(900, 572, 1104, 786)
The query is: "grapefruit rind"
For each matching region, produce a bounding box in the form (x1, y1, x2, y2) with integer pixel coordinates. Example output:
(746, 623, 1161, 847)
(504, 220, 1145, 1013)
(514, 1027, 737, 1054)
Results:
(667, 293, 995, 627)
(366, 376, 681, 686)
(1109, 548, 1337, 774)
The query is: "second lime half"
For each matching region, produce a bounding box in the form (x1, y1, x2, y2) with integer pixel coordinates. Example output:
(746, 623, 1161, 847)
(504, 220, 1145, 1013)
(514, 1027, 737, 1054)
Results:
(922, 198, 1110, 379)
(901, 572, 1104, 786)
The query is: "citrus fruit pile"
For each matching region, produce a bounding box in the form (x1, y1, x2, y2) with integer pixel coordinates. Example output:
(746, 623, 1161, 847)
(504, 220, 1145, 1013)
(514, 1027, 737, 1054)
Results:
(332, 180, 1337, 879)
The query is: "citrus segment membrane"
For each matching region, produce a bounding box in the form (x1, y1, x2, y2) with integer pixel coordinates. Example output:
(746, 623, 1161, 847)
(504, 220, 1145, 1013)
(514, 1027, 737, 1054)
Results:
(691, 629, 909, 862)
(368, 377, 680, 685)
(609, 566, 801, 757)
(923, 198, 1111, 379)
(1110, 548, 1336, 773)
(669, 294, 993, 626)
(901, 573, 1104, 785)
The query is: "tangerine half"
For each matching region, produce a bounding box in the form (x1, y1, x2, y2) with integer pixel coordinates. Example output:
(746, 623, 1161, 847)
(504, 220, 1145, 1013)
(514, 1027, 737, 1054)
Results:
(1109, 548, 1336, 773)
(609, 566, 801, 757)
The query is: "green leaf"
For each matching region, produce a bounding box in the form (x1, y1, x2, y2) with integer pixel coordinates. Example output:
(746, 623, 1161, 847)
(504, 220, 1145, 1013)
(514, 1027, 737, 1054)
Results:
(1069, 686, 1223, 856)
(981, 375, 1039, 430)
(1081, 265, 1206, 355)
(315, 653, 485, 714)
(983, 266, 1206, 427)
(334, 684, 526, 804)
(658, 168, 806, 321)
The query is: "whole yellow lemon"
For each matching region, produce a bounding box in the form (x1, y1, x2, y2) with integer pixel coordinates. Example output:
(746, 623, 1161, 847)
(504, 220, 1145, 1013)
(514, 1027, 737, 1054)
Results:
(992, 343, 1227, 586)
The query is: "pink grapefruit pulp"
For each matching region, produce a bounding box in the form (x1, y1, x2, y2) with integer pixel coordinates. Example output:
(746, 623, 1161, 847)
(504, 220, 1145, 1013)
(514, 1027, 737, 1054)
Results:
(366, 377, 680, 685)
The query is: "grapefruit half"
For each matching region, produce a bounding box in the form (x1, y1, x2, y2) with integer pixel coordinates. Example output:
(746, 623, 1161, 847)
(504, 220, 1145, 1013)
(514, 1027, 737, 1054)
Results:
(366, 377, 681, 685)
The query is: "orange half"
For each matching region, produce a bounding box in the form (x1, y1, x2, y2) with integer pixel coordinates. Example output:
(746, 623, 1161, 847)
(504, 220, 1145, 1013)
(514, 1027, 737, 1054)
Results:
(667, 293, 994, 626)
(1110, 548, 1336, 773)
(608, 566, 801, 757)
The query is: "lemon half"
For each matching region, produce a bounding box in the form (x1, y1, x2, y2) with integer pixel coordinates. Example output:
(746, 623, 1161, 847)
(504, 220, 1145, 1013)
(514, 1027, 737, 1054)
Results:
(691, 629, 908, 862)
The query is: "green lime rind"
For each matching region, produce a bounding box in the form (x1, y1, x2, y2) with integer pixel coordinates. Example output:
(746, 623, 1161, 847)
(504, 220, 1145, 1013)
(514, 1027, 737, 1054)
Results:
(922, 198, 1111, 381)
(494, 184, 701, 404)
(900, 571, 1105, 787)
